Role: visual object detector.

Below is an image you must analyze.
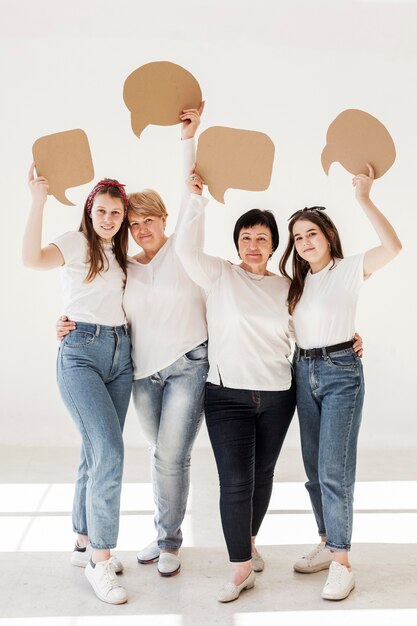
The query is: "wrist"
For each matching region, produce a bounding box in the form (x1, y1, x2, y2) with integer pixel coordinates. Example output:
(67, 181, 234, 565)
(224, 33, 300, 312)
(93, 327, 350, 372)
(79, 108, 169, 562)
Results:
(31, 199, 46, 210)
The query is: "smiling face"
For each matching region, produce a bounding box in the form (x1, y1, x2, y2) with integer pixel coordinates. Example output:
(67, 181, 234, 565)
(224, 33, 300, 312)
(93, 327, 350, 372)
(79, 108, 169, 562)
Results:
(238, 224, 273, 273)
(128, 210, 167, 255)
(292, 218, 332, 272)
(90, 192, 125, 242)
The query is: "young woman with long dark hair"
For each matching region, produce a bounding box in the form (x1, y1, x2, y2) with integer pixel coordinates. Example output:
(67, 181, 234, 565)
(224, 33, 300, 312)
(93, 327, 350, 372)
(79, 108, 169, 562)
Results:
(23, 168, 133, 605)
(279, 165, 401, 600)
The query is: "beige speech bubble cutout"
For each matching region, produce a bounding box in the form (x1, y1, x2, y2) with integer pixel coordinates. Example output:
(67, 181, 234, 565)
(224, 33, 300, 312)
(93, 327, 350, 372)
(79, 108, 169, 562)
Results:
(321, 109, 396, 179)
(32, 129, 94, 205)
(196, 127, 275, 204)
(123, 61, 202, 138)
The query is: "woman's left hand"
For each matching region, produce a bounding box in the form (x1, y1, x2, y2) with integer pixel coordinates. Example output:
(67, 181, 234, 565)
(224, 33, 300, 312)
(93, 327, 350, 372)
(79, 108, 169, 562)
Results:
(352, 163, 374, 201)
(180, 101, 205, 140)
(353, 332, 363, 358)
(186, 165, 204, 195)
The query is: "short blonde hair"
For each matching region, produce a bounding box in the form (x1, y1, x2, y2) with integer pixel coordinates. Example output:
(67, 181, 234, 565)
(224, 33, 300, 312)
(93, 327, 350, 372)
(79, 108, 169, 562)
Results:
(128, 189, 168, 219)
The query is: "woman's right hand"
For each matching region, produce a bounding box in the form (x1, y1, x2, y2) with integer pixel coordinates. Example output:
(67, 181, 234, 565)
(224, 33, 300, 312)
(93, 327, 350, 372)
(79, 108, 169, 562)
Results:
(186, 165, 204, 196)
(56, 315, 76, 340)
(28, 162, 49, 206)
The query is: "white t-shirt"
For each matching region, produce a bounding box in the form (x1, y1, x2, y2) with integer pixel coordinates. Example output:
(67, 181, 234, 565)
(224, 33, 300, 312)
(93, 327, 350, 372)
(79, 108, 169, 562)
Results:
(175, 194, 293, 391)
(52, 231, 126, 326)
(123, 138, 208, 380)
(292, 254, 365, 349)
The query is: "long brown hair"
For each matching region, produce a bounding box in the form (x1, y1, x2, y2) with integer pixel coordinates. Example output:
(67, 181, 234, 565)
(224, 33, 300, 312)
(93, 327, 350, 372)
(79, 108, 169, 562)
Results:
(279, 209, 344, 314)
(79, 179, 129, 283)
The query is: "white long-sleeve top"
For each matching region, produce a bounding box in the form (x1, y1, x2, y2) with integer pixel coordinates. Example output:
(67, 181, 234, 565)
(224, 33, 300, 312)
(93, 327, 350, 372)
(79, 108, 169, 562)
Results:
(175, 194, 293, 391)
(123, 139, 208, 380)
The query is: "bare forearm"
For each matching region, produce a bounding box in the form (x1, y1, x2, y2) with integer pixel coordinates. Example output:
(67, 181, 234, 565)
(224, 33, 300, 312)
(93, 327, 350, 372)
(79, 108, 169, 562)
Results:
(358, 195, 402, 255)
(22, 202, 46, 268)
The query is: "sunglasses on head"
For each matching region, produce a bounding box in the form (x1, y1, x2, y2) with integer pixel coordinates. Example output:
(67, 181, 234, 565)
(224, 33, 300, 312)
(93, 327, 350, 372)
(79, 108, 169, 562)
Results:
(288, 206, 329, 222)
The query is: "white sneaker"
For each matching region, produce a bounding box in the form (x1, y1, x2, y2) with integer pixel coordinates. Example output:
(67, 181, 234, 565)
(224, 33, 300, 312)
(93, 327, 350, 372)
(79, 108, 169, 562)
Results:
(71, 543, 123, 573)
(85, 559, 128, 604)
(137, 541, 160, 564)
(157, 552, 181, 577)
(321, 561, 355, 600)
(293, 542, 334, 573)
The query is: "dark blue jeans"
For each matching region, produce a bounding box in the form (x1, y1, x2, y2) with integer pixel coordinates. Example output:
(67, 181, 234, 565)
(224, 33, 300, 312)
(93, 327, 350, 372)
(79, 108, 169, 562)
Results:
(205, 382, 296, 562)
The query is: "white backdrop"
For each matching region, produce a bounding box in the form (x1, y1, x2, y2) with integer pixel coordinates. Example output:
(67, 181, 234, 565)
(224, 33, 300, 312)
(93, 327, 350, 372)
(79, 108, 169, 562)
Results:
(1, 0, 416, 450)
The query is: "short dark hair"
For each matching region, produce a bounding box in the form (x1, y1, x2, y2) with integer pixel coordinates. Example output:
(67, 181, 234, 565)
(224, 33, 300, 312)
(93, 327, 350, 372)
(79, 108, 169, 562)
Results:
(233, 209, 279, 254)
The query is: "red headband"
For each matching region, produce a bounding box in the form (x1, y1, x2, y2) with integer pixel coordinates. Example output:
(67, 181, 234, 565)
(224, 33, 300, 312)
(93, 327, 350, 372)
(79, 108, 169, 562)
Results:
(86, 179, 129, 217)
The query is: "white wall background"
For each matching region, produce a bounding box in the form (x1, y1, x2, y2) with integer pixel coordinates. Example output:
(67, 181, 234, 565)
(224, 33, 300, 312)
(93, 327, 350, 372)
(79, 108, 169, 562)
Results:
(0, 0, 416, 450)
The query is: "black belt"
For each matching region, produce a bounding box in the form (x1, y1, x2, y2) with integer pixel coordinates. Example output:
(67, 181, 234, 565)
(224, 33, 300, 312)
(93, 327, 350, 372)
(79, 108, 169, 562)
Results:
(296, 340, 354, 358)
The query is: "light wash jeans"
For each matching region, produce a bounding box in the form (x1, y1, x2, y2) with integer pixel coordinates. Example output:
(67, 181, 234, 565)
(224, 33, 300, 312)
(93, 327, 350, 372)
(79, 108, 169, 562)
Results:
(132, 342, 208, 551)
(294, 347, 364, 552)
(57, 323, 132, 550)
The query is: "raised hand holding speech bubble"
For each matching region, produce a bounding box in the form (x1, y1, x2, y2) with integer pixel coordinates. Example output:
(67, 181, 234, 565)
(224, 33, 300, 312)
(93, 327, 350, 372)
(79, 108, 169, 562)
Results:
(123, 61, 202, 138)
(196, 127, 275, 204)
(321, 109, 396, 179)
(32, 129, 94, 205)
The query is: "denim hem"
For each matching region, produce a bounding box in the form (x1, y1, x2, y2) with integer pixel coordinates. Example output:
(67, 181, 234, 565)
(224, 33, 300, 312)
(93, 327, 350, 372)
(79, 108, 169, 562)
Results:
(325, 541, 351, 552)
(73, 529, 88, 536)
(158, 542, 181, 551)
(89, 542, 117, 550)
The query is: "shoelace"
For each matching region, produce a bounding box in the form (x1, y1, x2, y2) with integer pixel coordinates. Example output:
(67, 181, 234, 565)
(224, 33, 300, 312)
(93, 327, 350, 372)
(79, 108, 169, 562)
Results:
(324, 563, 343, 587)
(102, 560, 121, 589)
(304, 543, 324, 563)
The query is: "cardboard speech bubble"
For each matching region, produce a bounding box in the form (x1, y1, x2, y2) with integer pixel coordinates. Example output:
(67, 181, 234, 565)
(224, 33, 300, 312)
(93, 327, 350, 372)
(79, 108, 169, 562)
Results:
(123, 61, 202, 138)
(321, 109, 396, 179)
(195, 127, 275, 204)
(32, 129, 94, 205)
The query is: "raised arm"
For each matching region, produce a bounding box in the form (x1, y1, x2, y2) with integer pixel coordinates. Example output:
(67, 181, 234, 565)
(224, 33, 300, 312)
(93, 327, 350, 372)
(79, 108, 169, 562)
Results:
(22, 163, 64, 270)
(176, 102, 205, 229)
(353, 164, 402, 277)
(175, 168, 223, 291)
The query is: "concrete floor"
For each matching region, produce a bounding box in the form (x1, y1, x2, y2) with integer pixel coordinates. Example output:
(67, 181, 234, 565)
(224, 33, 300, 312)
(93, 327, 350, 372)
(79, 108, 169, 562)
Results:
(0, 443, 416, 626)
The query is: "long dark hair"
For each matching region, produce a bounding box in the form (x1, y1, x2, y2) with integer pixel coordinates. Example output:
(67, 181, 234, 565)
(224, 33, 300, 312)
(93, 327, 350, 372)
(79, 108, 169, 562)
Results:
(79, 179, 129, 283)
(279, 209, 344, 314)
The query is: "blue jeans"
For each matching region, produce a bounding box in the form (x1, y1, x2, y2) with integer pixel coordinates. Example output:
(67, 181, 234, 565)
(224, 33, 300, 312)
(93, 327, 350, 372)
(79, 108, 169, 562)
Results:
(294, 347, 365, 551)
(57, 323, 132, 550)
(205, 382, 296, 562)
(132, 342, 208, 551)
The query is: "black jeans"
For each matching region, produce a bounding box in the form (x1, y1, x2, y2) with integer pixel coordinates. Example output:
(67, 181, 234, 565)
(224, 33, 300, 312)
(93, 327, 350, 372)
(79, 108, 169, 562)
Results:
(205, 381, 296, 562)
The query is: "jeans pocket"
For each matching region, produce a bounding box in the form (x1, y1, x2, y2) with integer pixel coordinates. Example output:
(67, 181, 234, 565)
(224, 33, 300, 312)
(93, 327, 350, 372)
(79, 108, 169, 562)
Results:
(327, 351, 357, 369)
(183, 342, 208, 363)
(64, 329, 96, 348)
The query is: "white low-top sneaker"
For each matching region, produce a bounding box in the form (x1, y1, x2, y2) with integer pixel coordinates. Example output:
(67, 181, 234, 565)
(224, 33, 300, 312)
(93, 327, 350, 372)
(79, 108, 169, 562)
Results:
(157, 552, 181, 577)
(137, 541, 160, 564)
(70, 543, 123, 573)
(85, 559, 128, 604)
(293, 542, 334, 573)
(321, 561, 355, 600)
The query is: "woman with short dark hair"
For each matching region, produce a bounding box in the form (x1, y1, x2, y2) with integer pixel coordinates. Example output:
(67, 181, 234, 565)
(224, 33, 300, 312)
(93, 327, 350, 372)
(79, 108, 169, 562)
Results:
(176, 170, 296, 603)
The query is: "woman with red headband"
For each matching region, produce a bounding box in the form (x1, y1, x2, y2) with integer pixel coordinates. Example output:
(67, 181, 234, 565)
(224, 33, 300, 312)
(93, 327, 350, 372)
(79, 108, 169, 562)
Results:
(23, 172, 133, 605)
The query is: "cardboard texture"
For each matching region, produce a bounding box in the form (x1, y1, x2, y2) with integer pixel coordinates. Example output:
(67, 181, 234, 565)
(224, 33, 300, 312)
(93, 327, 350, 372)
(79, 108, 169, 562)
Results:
(32, 129, 94, 206)
(196, 127, 275, 204)
(321, 109, 396, 179)
(123, 61, 202, 138)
